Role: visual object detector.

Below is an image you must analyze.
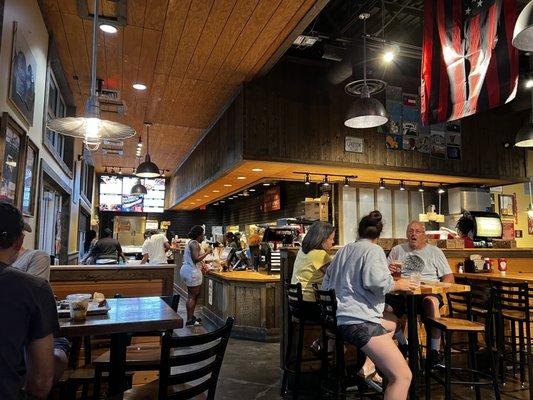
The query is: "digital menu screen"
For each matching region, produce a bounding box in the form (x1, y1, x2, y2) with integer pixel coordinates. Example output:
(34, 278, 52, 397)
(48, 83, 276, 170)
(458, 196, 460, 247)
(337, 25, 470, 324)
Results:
(99, 175, 165, 212)
(474, 216, 502, 238)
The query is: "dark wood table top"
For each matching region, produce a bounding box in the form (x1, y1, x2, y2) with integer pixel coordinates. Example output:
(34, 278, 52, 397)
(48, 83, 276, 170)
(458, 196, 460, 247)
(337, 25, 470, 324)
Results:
(58, 297, 183, 337)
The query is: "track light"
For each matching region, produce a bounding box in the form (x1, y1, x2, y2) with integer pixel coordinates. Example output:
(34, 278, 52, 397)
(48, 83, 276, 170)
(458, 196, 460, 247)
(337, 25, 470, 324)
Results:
(344, 176, 350, 187)
(379, 178, 386, 190)
(322, 175, 330, 187)
(399, 180, 406, 191)
(437, 184, 445, 194)
(418, 182, 424, 192)
(304, 173, 311, 185)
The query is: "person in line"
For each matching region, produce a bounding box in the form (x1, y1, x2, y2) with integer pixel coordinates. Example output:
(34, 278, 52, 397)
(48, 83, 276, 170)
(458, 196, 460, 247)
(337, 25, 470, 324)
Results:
(225, 232, 239, 250)
(324, 211, 414, 400)
(456, 213, 475, 248)
(0, 202, 59, 399)
(85, 228, 126, 264)
(12, 222, 69, 385)
(387, 220, 454, 367)
(180, 225, 212, 326)
(81, 229, 97, 264)
(141, 230, 171, 264)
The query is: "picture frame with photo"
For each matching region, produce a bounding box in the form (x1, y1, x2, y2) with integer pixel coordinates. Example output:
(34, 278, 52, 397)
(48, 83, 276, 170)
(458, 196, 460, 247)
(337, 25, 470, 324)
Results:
(499, 194, 516, 217)
(0, 112, 26, 206)
(9, 22, 36, 126)
(22, 137, 39, 216)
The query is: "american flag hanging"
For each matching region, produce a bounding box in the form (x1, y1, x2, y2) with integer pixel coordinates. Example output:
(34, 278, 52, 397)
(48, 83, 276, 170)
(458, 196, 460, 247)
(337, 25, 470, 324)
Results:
(420, 0, 519, 125)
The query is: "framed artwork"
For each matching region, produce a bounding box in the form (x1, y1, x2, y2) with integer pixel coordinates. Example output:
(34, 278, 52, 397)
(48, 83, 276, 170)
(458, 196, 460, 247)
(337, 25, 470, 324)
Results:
(499, 194, 516, 217)
(0, 112, 26, 206)
(22, 138, 39, 216)
(9, 22, 36, 126)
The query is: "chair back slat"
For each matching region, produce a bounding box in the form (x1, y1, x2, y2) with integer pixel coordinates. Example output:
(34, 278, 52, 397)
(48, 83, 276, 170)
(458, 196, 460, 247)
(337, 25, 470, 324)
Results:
(494, 282, 529, 316)
(313, 284, 338, 331)
(158, 317, 234, 400)
(447, 277, 469, 317)
(286, 282, 306, 320)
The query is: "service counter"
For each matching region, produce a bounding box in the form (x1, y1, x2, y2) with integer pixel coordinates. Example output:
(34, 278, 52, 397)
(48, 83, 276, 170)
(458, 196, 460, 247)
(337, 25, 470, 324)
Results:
(201, 270, 281, 342)
(50, 264, 175, 299)
(443, 248, 533, 274)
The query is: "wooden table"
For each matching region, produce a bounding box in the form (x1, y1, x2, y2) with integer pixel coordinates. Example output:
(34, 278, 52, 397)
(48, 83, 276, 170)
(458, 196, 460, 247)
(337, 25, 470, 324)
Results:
(455, 271, 533, 284)
(393, 280, 471, 400)
(59, 297, 183, 398)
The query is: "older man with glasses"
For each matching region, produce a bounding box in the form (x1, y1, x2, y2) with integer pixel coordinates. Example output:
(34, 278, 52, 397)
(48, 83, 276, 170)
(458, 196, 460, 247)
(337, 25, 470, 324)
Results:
(386, 221, 454, 368)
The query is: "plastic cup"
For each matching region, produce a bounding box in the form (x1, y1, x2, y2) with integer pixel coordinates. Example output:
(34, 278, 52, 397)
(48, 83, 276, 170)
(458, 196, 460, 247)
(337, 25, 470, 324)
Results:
(410, 273, 421, 289)
(391, 261, 403, 281)
(66, 294, 91, 320)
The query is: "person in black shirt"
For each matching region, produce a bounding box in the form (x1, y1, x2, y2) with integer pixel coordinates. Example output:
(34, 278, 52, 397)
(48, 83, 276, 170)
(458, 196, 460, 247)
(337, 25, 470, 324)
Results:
(0, 202, 59, 399)
(86, 228, 126, 264)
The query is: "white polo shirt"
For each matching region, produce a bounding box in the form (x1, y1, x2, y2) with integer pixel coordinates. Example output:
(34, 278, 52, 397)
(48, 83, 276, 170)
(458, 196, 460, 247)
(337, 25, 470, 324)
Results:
(142, 233, 169, 264)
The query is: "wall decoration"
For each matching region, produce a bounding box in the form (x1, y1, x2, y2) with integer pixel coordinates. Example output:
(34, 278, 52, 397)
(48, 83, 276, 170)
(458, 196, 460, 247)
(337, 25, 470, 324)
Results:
(515, 229, 523, 238)
(402, 121, 418, 136)
(528, 214, 533, 235)
(22, 137, 38, 216)
(345, 136, 364, 153)
(501, 220, 515, 240)
(9, 22, 36, 126)
(430, 144, 446, 159)
(446, 146, 461, 160)
(385, 134, 402, 149)
(446, 132, 461, 146)
(498, 194, 516, 217)
(263, 186, 281, 212)
(0, 112, 26, 205)
(403, 136, 418, 150)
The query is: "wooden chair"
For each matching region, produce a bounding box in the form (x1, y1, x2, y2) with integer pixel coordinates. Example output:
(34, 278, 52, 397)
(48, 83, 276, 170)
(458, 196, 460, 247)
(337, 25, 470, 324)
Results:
(120, 317, 234, 400)
(425, 286, 500, 400)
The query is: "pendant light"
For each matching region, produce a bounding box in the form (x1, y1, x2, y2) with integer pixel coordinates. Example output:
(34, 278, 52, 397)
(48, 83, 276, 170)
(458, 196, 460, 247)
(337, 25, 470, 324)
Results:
(344, 13, 388, 129)
(46, 0, 135, 150)
(131, 179, 147, 195)
(527, 179, 533, 217)
(135, 122, 160, 178)
(512, 1, 533, 51)
(515, 89, 533, 147)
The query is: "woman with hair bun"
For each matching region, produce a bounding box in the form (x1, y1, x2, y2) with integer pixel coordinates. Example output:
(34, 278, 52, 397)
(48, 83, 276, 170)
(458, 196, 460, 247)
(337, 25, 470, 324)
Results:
(180, 225, 212, 326)
(324, 211, 415, 400)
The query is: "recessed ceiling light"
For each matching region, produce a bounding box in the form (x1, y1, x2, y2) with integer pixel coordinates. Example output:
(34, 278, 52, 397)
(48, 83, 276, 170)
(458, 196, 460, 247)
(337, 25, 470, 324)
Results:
(196, 199, 201, 201)
(238, 193, 244, 196)
(203, 195, 209, 198)
(263, 183, 271, 186)
(212, 190, 220, 193)
(249, 188, 256, 192)
(223, 184, 232, 187)
(132, 83, 147, 90)
(220, 200, 225, 203)
(99, 24, 118, 34)
(252, 168, 263, 172)
(237, 176, 246, 180)
(189, 202, 195, 205)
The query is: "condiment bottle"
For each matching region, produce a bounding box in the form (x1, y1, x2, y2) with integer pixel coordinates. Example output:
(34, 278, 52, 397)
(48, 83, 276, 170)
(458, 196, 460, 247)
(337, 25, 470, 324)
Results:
(497, 258, 507, 272)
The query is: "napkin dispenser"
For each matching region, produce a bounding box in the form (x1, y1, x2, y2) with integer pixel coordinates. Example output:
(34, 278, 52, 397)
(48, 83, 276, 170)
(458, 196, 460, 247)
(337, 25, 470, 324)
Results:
(464, 254, 485, 273)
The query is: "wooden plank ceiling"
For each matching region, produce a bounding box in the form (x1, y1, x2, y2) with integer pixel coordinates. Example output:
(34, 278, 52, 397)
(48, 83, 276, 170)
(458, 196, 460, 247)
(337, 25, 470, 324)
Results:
(40, 0, 327, 172)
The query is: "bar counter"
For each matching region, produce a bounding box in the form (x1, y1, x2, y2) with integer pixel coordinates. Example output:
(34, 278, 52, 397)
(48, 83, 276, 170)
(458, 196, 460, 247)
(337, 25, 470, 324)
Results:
(201, 270, 281, 342)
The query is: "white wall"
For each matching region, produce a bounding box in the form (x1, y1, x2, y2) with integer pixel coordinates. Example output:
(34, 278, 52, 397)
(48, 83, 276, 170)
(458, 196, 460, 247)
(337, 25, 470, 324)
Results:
(1, 0, 76, 250)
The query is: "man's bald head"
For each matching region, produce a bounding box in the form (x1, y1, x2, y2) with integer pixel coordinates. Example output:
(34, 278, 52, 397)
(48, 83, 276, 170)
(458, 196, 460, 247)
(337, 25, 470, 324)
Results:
(406, 220, 427, 250)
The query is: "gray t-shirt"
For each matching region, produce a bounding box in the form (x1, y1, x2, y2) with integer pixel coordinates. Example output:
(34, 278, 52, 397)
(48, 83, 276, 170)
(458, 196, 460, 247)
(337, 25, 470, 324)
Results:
(388, 243, 452, 282)
(323, 239, 394, 325)
(0, 262, 59, 399)
(12, 250, 50, 280)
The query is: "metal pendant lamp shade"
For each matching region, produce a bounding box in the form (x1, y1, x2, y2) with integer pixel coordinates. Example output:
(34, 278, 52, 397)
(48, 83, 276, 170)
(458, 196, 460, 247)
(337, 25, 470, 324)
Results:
(45, 0, 135, 150)
(130, 179, 147, 195)
(135, 122, 160, 178)
(513, 0, 533, 51)
(515, 121, 533, 147)
(344, 13, 388, 129)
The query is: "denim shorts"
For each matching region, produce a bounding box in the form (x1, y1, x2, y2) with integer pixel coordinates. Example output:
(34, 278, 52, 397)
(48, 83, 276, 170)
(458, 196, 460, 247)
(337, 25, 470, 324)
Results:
(338, 322, 388, 349)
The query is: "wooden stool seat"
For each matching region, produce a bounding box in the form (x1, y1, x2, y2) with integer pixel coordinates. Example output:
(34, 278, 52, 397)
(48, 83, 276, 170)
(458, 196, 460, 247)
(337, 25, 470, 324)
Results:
(501, 310, 526, 321)
(427, 317, 485, 332)
(122, 380, 206, 400)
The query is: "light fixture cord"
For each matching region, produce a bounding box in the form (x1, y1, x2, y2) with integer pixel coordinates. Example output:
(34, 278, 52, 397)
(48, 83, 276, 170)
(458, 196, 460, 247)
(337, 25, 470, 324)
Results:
(146, 124, 150, 156)
(529, 178, 533, 206)
(90, 0, 98, 99)
(363, 16, 367, 84)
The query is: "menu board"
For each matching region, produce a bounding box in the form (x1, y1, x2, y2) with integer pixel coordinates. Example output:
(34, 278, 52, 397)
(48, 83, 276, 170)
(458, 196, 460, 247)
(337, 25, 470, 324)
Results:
(99, 175, 165, 212)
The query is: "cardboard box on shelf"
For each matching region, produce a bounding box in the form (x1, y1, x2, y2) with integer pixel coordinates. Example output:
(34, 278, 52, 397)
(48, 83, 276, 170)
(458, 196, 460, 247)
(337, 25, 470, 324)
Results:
(304, 195, 329, 221)
(492, 239, 517, 249)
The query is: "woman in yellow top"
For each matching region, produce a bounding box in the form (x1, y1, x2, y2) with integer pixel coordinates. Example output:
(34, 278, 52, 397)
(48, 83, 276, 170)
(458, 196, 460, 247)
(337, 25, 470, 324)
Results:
(291, 221, 335, 315)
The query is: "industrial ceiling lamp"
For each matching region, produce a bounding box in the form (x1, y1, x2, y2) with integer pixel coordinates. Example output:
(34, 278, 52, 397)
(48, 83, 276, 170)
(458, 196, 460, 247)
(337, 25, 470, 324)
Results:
(515, 90, 533, 147)
(344, 13, 388, 129)
(304, 173, 311, 185)
(344, 176, 350, 187)
(512, 0, 533, 51)
(322, 175, 330, 187)
(130, 178, 147, 195)
(379, 178, 386, 189)
(437, 183, 446, 194)
(135, 122, 160, 178)
(399, 180, 406, 191)
(46, 0, 135, 151)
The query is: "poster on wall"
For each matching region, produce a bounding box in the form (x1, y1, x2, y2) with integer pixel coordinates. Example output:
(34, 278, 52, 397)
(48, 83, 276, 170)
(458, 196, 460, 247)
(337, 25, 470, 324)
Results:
(502, 220, 515, 240)
(22, 138, 38, 216)
(528, 215, 533, 235)
(0, 113, 25, 205)
(9, 22, 36, 126)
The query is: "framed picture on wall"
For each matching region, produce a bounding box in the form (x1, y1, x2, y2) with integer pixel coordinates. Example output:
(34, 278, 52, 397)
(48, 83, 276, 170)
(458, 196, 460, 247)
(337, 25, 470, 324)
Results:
(498, 194, 516, 217)
(0, 112, 26, 206)
(22, 138, 39, 216)
(9, 22, 36, 126)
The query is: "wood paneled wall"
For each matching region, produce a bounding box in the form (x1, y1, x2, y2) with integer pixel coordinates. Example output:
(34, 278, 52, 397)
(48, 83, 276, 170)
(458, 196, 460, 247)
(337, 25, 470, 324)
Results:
(169, 93, 244, 205)
(243, 61, 526, 181)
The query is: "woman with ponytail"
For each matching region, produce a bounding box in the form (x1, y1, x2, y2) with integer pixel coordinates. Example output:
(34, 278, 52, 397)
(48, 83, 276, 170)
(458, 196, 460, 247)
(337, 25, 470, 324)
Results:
(324, 211, 415, 400)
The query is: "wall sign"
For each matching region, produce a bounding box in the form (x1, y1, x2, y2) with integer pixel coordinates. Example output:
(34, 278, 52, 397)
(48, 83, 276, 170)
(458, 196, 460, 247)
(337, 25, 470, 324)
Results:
(345, 136, 364, 153)
(263, 186, 281, 212)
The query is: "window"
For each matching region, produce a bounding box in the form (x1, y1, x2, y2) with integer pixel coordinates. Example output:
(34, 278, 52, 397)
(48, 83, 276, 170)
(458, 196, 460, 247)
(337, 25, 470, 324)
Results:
(39, 186, 63, 259)
(78, 211, 90, 259)
(80, 158, 94, 203)
(44, 70, 74, 173)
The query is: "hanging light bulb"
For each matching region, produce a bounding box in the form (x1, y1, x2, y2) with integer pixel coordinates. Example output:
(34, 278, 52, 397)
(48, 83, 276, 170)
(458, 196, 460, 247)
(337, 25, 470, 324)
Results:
(304, 173, 311, 185)
(344, 176, 350, 187)
(322, 175, 330, 187)
(399, 180, 406, 191)
(418, 182, 425, 192)
(437, 184, 446, 194)
(379, 178, 386, 189)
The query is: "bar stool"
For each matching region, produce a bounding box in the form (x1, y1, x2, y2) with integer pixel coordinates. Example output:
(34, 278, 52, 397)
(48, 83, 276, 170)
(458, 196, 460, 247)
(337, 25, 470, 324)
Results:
(425, 286, 500, 400)
(493, 281, 531, 388)
(313, 285, 367, 399)
(281, 282, 324, 399)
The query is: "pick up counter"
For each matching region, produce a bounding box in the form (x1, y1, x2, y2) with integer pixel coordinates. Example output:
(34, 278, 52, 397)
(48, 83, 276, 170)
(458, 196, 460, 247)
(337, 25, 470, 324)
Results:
(444, 248, 533, 274)
(201, 270, 281, 342)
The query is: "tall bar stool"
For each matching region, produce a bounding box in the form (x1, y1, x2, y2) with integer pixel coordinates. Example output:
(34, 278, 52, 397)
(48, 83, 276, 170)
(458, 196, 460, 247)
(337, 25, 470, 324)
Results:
(425, 286, 500, 400)
(281, 282, 324, 399)
(493, 281, 531, 389)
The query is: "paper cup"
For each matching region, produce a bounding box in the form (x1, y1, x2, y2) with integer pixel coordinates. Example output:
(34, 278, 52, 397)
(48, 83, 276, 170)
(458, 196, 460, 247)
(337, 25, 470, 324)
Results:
(66, 294, 91, 320)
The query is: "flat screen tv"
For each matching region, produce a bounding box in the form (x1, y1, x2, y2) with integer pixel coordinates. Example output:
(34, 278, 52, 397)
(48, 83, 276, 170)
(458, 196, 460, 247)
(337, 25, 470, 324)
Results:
(470, 211, 502, 240)
(99, 175, 165, 213)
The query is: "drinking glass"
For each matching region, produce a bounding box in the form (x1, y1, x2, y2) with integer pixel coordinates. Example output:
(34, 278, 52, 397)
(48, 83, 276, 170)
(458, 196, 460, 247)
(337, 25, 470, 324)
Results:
(409, 273, 421, 289)
(391, 260, 403, 281)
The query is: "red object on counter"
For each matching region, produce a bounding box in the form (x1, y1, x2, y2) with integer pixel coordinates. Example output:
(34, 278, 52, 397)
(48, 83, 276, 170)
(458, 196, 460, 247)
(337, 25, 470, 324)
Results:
(498, 258, 507, 272)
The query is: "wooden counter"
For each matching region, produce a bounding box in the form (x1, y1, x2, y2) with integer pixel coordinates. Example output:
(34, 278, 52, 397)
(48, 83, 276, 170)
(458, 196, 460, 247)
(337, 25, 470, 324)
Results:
(444, 248, 533, 274)
(201, 270, 281, 342)
(50, 264, 175, 299)
(455, 271, 533, 284)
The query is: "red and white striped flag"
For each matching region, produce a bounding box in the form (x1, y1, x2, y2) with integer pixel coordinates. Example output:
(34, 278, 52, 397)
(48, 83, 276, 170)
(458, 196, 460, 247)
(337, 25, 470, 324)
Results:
(420, 0, 519, 125)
